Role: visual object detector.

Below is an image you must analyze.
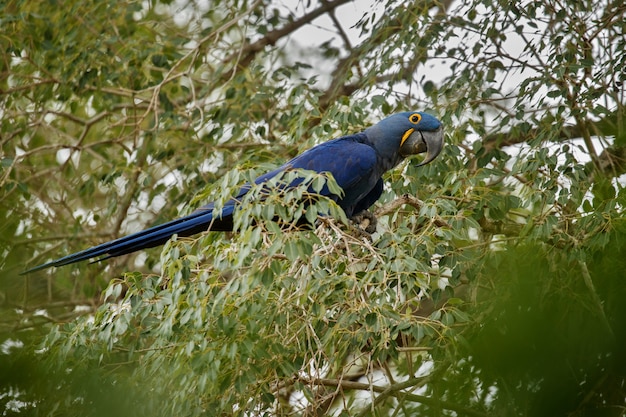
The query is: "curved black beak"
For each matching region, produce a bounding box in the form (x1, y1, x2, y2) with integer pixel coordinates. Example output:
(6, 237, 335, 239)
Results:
(399, 126, 444, 166)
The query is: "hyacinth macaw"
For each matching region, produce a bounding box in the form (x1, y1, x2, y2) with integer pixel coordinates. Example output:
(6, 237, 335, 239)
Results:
(22, 112, 443, 274)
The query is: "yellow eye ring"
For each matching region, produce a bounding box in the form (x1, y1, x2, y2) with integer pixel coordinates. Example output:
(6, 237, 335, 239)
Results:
(409, 113, 421, 124)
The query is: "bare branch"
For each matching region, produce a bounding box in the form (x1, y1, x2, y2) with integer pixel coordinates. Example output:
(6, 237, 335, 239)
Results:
(300, 376, 490, 417)
(223, 0, 353, 72)
(375, 194, 450, 228)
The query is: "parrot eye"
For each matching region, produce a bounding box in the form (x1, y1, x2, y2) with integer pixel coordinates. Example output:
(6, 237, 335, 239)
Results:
(409, 113, 421, 124)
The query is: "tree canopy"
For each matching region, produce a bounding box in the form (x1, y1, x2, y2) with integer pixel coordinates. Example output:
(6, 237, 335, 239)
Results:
(1, 0, 625, 416)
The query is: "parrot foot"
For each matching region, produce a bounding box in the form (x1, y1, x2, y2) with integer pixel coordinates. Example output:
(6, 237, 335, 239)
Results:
(351, 210, 377, 234)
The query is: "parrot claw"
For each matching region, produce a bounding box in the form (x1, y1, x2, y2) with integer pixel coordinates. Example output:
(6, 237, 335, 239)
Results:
(351, 210, 378, 234)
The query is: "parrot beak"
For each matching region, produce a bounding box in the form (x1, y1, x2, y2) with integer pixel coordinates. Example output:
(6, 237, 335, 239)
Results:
(399, 126, 444, 166)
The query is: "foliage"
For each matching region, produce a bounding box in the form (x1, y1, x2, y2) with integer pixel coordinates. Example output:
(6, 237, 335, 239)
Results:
(1, 0, 625, 416)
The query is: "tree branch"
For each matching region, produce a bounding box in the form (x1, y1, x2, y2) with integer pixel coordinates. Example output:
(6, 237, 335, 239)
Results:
(318, 1, 450, 111)
(223, 0, 352, 72)
(482, 123, 583, 150)
(482, 113, 626, 179)
(375, 194, 450, 228)
(301, 376, 489, 417)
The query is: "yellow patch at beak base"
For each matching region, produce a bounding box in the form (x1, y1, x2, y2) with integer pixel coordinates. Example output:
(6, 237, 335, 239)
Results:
(401, 128, 415, 147)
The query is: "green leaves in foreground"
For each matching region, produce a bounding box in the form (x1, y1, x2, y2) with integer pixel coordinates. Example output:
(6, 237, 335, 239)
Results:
(31, 176, 464, 416)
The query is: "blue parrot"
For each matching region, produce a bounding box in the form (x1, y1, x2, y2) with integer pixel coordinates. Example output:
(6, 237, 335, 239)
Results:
(22, 112, 443, 273)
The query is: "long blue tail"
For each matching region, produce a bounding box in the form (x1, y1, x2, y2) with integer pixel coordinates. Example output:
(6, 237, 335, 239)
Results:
(20, 204, 234, 274)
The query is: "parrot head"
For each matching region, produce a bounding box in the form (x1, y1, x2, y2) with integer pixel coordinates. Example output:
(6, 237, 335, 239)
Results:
(365, 111, 444, 167)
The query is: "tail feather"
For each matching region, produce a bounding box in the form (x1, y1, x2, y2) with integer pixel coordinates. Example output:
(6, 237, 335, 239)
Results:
(20, 204, 234, 274)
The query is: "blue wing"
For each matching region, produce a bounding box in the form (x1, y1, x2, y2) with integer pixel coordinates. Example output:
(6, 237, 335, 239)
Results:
(279, 135, 379, 216)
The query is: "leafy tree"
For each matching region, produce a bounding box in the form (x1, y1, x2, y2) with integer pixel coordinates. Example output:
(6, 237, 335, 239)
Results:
(1, 0, 625, 416)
